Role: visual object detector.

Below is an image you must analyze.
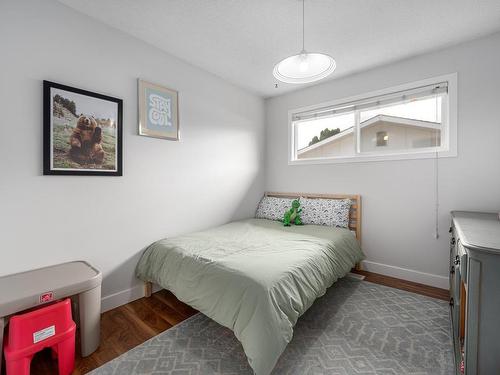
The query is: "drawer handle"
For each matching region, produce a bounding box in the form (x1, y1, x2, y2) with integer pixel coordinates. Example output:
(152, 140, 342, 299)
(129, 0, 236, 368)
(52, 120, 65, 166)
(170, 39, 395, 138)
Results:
(454, 255, 460, 266)
(450, 238, 456, 245)
(449, 298, 454, 306)
(449, 227, 453, 233)
(450, 266, 455, 274)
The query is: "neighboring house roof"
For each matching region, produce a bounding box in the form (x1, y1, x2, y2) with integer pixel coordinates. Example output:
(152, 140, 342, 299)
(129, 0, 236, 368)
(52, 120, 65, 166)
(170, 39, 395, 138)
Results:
(298, 114, 440, 154)
(361, 114, 441, 130)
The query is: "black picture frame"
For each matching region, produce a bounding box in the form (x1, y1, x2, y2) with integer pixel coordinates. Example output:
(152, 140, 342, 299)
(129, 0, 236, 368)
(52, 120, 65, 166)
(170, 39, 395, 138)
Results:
(43, 80, 123, 176)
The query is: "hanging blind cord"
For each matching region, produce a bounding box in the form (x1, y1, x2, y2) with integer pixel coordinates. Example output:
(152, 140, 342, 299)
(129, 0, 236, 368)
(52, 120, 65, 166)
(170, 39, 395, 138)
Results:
(434, 93, 440, 239)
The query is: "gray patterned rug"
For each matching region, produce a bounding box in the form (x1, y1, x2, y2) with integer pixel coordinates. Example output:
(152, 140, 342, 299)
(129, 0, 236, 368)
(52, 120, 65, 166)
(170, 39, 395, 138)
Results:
(90, 278, 454, 375)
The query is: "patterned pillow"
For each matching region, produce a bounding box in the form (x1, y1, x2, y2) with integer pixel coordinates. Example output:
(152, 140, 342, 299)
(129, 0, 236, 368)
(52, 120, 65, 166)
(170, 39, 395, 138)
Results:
(255, 196, 294, 221)
(300, 198, 351, 227)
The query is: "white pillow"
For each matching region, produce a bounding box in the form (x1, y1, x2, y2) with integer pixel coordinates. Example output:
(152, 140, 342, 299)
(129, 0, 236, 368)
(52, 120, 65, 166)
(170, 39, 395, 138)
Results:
(300, 198, 351, 228)
(255, 196, 294, 221)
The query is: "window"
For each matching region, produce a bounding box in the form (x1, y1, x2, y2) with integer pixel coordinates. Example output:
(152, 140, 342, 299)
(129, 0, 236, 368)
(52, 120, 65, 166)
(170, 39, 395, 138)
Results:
(289, 74, 457, 164)
(376, 131, 388, 147)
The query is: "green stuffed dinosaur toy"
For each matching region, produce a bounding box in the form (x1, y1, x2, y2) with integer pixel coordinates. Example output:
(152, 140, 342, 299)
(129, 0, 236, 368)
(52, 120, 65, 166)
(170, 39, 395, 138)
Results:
(283, 199, 303, 226)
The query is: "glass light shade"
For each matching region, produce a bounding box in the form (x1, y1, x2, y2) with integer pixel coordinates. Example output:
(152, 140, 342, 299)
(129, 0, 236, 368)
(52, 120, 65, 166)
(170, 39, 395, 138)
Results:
(273, 52, 336, 84)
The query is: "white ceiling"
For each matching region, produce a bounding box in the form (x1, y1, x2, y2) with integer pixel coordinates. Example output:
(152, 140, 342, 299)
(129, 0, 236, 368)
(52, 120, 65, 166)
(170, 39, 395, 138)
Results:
(58, 0, 500, 97)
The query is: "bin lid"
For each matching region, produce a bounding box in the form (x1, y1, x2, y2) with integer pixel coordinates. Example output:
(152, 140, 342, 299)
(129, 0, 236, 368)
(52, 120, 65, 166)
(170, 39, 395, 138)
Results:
(0, 261, 101, 317)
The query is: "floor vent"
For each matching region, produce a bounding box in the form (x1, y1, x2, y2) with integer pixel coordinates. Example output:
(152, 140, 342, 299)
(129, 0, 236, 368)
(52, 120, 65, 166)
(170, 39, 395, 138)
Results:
(347, 272, 365, 280)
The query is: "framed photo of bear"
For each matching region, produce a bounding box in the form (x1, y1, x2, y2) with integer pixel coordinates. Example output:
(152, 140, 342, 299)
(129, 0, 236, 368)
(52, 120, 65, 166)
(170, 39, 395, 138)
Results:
(43, 80, 123, 176)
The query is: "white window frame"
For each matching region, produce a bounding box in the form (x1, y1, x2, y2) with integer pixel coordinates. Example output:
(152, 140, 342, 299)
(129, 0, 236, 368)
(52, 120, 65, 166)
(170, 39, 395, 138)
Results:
(288, 73, 458, 165)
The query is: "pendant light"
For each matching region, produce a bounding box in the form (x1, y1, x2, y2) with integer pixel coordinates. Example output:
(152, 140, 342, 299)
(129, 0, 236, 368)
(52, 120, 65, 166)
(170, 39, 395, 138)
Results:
(273, 0, 336, 84)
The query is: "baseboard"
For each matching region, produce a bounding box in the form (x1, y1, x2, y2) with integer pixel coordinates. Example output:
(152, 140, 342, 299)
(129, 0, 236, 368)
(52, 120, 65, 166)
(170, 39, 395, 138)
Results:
(152, 283, 162, 293)
(361, 260, 448, 289)
(100, 284, 145, 313)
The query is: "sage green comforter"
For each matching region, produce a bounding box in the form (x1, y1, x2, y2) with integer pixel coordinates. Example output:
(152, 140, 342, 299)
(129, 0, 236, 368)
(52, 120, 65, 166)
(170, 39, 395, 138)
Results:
(136, 218, 364, 375)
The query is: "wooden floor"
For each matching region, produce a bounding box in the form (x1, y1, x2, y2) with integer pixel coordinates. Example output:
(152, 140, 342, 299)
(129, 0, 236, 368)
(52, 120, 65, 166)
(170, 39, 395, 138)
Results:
(353, 270, 449, 301)
(22, 271, 448, 374)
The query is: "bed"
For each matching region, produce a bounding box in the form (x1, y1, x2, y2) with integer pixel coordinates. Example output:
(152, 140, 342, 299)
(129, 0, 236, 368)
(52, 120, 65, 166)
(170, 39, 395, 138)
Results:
(136, 192, 364, 375)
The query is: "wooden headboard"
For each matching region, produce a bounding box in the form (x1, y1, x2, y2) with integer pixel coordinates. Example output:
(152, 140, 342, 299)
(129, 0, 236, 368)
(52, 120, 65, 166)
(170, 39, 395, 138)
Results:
(264, 191, 362, 244)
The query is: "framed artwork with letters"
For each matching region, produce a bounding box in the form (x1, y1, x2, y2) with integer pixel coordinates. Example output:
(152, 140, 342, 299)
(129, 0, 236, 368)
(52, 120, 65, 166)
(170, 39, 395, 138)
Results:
(138, 79, 179, 140)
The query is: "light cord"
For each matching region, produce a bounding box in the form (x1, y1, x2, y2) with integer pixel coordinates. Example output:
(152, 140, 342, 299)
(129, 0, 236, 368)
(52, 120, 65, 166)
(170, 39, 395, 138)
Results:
(302, 0, 305, 51)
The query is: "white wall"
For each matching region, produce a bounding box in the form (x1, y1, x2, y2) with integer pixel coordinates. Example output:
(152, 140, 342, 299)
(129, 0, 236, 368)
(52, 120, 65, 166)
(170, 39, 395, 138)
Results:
(0, 0, 265, 310)
(266, 32, 500, 288)
(1, 1, 499, 305)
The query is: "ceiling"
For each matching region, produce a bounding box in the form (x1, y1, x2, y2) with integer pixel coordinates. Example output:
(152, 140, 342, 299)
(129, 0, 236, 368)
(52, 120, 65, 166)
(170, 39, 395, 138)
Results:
(58, 0, 500, 97)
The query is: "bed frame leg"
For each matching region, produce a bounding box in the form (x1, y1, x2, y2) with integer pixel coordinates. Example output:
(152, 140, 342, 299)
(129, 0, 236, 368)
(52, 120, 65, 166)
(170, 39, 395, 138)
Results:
(144, 282, 152, 298)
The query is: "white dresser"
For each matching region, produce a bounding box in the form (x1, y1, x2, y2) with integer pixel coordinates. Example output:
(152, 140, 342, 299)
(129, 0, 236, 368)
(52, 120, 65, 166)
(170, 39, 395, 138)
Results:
(450, 211, 500, 374)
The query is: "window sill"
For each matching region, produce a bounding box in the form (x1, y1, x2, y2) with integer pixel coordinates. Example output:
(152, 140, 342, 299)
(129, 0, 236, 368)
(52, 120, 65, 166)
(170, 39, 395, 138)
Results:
(289, 149, 457, 165)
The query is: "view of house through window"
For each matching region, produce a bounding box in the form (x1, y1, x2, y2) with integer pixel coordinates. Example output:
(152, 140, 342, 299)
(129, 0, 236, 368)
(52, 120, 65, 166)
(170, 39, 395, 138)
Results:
(292, 79, 450, 162)
(358, 95, 442, 153)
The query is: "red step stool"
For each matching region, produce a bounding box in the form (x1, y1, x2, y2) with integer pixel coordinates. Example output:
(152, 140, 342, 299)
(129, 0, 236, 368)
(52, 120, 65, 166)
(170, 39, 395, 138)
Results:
(3, 299, 76, 375)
